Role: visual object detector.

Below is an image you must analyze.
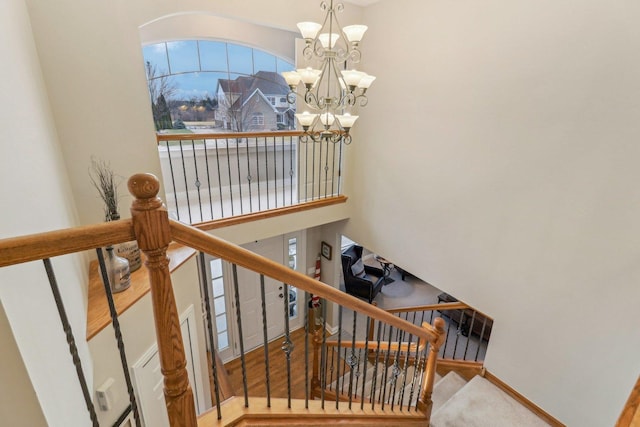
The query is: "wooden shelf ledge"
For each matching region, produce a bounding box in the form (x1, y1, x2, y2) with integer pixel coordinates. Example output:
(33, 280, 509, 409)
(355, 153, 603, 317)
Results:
(86, 242, 196, 340)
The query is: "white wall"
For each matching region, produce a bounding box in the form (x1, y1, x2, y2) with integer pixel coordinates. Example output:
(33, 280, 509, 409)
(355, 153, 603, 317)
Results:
(0, 1, 92, 425)
(344, 1, 640, 425)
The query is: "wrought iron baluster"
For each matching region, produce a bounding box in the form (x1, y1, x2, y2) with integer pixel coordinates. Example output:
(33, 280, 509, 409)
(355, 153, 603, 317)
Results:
(231, 264, 249, 407)
(191, 139, 204, 222)
(245, 137, 253, 213)
(347, 311, 358, 408)
(341, 346, 348, 395)
(407, 337, 421, 411)
(453, 310, 466, 359)
(43, 259, 99, 427)
(95, 249, 142, 427)
(178, 140, 192, 223)
(304, 292, 310, 408)
(360, 316, 371, 410)
(197, 253, 222, 419)
(335, 305, 343, 409)
(318, 138, 323, 199)
(235, 137, 243, 214)
(475, 318, 489, 361)
(330, 139, 337, 196)
(289, 136, 294, 205)
(259, 275, 271, 407)
(311, 138, 316, 200)
(225, 138, 234, 216)
(304, 138, 309, 201)
(282, 283, 294, 408)
(264, 137, 270, 209)
(380, 325, 394, 408)
(398, 329, 414, 411)
(214, 138, 224, 218)
(463, 311, 477, 360)
(390, 329, 405, 410)
(320, 301, 328, 409)
(442, 319, 452, 358)
(370, 320, 383, 409)
(273, 136, 278, 208)
(164, 141, 180, 221)
(255, 137, 262, 211)
(324, 139, 330, 198)
(281, 135, 286, 206)
(202, 139, 214, 220)
(337, 139, 344, 195)
(328, 340, 335, 392)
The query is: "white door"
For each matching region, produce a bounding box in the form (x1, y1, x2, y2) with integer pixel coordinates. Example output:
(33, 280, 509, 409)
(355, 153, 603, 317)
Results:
(131, 306, 206, 427)
(234, 236, 286, 352)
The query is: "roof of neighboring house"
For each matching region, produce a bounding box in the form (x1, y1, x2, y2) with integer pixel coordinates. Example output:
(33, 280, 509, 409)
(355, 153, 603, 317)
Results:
(216, 71, 289, 110)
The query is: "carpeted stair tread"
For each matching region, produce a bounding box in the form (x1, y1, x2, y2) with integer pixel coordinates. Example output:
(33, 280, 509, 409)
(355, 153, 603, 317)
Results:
(431, 371, 468, 413)
(431, 376, 550, 427)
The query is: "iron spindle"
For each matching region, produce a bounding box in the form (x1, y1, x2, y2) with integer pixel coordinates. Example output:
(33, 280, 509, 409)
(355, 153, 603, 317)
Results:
(330, 139, 337, 197)
(165, 141, 180, 221)
(178, 140, 193, 223)
(43, 259, 99, 427)
(214, 138, 225, 218)
(407, 337, 422, 411)
(399, 330, 414, 411)
(337, 138, 344, 195)
(197, 253, 222, 419)
(225, 138, 235, 216)
(304, 293, 310, 408)
(231, 264, 249, 407)
(475, 318, 489, 361)
(380, 325, 394, 408)
(95, 249, 141, 427)
(259, 275, 271, 407)
(235, 137, 243, 214)
(273, 137, 278, 208)
(463, 311, 477, 360)
(289, 136, 294, 205)
(255, 138, 262, 211)
(246, 138, 253, 213)
(191, 139, 204, 222)
(335, 305, 343, 409)
(281, 136, 286, 206)
(320, 301, 328, 408)
(360, 316, 371, 410)
(202, 138, 214, 220)
(347, 311, 358, 408)
(370, 320, 383, 409)
(317, 138, 323, 199)
(282, 283, 293, 408)
(264, 137, 270, 209)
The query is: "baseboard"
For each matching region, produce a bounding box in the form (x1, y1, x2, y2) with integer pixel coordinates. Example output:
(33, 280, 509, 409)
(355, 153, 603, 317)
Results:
(482, 370, 565, 427)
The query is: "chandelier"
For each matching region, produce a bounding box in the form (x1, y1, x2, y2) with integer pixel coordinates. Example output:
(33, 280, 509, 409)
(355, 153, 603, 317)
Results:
(282, 0, 375, 144)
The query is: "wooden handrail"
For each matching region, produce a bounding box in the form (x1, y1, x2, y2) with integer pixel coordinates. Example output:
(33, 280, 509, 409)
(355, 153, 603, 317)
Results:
(156, 130, 303, 142)
(324, 339, 425, 353)
(169, 219, 438, 344)
(385, 302, 470, 314)
(616, 374, 640, 427)
(0, 220, 135, 267)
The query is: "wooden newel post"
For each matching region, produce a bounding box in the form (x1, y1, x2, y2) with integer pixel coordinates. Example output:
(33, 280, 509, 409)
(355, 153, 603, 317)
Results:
(128, 173, 197, 427)
(418, 317, 446, 417)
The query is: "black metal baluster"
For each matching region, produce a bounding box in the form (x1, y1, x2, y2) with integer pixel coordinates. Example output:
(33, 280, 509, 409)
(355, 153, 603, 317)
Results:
(410, 343, 426, 411)
(289, 136, 294, 205)
(231, 265, 249, 407)
(341, 347, 348, 395)
(347, 311, 358, 408)
(380, 326, 393, 408)
(370, 320, 383, 409)
(453, 310, 465, 359)
(328, 342, 335, 392)
(360, 316, 371, 410)
(320, 301, 328, 409)
(475, 318, 489, 361)
(43, 259, 100, 427)
(202, 139, 214, 221)
(235, 137, 243, 214)
(197, 253, 222, 419)
(324, 139, 330, 198)
(442, 320, 452, 358)
(259, 275, 271, 407)
(311, 139, 316, 200)
(463, 311, 477, 360)
(214, 138, 224, 218)
(390, 329, 405, 410)
(178, 140, 193, 223)
(296, 136, 302, 203)
(264, 137, 270, 209)
(337, 139, 344, 195)
(281, 135, 286, 206)
(330, 139, 337, 197)
(256, 137, 262, 211)
(406, 337, 421, 411)
(225, 138, 234, 216)
(191, 139, 204, 222)
(95, 250, 142, 427)
(282, 283, 294, 408)
(304, 139, 309, 202)
(165, 141, 180, 221)
(273, 136, 278, 208)
(304, 292, 310, 408)
(335, 305, 343, 409)
(245, 137, 253, 213)
(317, 138, 323, 199)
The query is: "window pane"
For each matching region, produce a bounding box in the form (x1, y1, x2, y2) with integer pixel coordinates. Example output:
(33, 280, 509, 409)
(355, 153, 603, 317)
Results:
(214, 296, 226, 314)
(216, 314, 227, 333)
(143, 43, 170, 76)
(227, 44, 253, 74)
(217, 331, 229, 349)
(212, 277, 224, 298)
(171, 73, 219, 102)
(199, 41, 228, 72)
(210, 259, 223, 278)
(276, 57, 295, 73)
(167, 40, 200, 74)
(253, 50, 276, 72)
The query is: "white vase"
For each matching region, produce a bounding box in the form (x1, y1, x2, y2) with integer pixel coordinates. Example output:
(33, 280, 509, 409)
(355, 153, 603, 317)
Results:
(115, 240, 142, 272)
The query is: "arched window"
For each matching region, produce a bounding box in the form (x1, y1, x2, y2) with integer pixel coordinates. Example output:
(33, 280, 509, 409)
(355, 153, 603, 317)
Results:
(142, 40, 295, 132)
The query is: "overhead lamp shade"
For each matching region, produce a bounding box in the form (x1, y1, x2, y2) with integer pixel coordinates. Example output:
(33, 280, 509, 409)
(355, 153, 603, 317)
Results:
(341, 70, 366, 87)
(320, 112, 336, 126)
(282, 71, 302, 87)
(343, 25, 368, 42)
(357, 74, 376, 89)
(297, 68, 321, 85)
(295, 111, 318, 127)
(318, 33, 340, 49)
(297, 22, 322, 39)
(336, 113, 358, 129)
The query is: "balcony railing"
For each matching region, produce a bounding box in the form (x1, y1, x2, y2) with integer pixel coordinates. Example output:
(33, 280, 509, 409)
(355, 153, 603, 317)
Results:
(157, 131, 345, 224)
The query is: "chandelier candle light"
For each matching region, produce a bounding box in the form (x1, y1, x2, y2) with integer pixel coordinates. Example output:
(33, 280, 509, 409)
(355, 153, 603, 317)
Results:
(282, 0, 375, 144)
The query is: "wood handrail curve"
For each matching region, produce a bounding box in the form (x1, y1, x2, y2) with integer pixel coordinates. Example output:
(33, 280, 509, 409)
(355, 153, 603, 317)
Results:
(0, 220, 135, 267)
(169, 219, 438, 344)
(385, 301, 470, 314)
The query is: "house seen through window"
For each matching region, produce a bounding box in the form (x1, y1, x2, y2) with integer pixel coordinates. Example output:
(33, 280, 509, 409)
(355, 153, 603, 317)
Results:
(142, 40, 296, 133)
